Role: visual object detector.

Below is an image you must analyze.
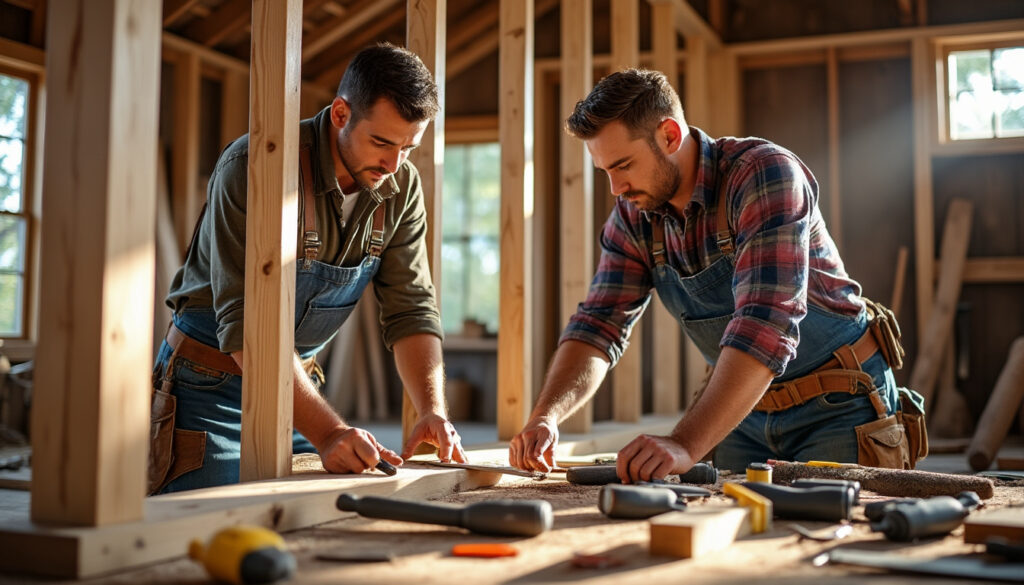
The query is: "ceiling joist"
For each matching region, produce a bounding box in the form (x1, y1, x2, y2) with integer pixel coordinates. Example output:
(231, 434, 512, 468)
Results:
(302, 0, 402, 63)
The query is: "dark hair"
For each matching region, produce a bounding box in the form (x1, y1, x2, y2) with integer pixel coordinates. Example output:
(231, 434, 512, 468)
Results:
(337, 42, 439, 124)
(566, 69, 684, 140)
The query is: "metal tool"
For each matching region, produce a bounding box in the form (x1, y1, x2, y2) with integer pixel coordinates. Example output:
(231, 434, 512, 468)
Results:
(336, 493, 553, 537)
(869, 491, 982, 541)
(567, 462, 718, 485)
(598, 484, 690, 519)
(742, 481, 855, 522)
(412, 460, 547, 480)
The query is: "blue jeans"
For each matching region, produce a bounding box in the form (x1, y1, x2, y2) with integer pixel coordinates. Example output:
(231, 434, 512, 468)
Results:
(713, 352, 896, 472)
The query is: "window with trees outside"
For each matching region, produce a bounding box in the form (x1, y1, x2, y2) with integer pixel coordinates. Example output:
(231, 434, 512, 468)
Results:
(0, 72, 30, 338)
(947, 45, 1024, 140)
(440, 143, 500, 336)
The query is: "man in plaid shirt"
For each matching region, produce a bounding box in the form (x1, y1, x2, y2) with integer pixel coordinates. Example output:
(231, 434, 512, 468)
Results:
(510, 69, 918, 481)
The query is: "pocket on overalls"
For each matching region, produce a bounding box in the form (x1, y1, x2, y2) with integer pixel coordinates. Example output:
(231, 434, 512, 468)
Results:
(896, 386, 928, 468)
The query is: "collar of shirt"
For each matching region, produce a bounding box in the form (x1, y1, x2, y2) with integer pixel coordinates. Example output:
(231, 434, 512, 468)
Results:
(306, 106, 400, 204)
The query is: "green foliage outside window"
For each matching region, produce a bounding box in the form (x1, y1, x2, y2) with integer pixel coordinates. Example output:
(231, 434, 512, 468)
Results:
(440, 143, 500, 335)
(0, 73, 29, 337)
(948, 47, 1024, 140)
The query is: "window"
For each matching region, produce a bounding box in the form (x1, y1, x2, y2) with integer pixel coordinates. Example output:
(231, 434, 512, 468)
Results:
(0, 72, 30, 337)
(947, 46, 1024, 140)
(440, 143, 500, 335)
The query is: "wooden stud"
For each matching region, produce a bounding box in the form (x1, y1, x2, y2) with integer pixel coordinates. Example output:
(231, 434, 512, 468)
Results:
(911, 37, 935, 341)
(826, 46, 843, 250)
(706, 50, 740, 137)
(660, 0, 722, 50)
(960, 257, 1024, 283)
(559, 0, 595, 434)
(610, 0, 642, 423)
(171, 50, 201, 256)
(649, 507, 751, 558)
(650, 0, 682, 416)
(497, 0, 534, 440)
(908, 198, 972, 414)
(163, 0, 202, 26)
(184, 0, 250, 47)
(403, 0, 447, 449)
(301, 0, 402, 63)
(445, 0, 559, 82)
(30, 0, 160, 526)
(684, 36, 708, 125)
(240, 0, 303, 483)
(220, 70, 250, 149)
(891, 246, 909, 319)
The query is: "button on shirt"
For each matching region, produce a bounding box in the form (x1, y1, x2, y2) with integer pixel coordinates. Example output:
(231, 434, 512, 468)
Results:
(561, 126, 863, 375)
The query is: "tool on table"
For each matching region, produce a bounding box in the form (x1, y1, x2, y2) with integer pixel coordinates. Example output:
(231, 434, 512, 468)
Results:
(819, 548, 1024, 583)
(598, 484, 688, 519)
(315, 551, 395, 563)
(791, 478, 862, 504)
(336, 493, 553, 537)
(869, 491, 981, 541)
(649, 508, 752, 559)
(746, 462, 772, 483)
(986, 537, 1024, 562)
(451, 543, 518, 558)
(722, 482, 772, 533)
(964, 506, 1024, 545)
(789, 523, 853, 542)
(634, 482, 712, 499)
(189, 525, 296, 585)
(741, 481, 855, 522)
(567, 462, 717, 485)
(767, 459, 995, 499)
(375, 460, 397, 476)
(410, 460, 547, 480)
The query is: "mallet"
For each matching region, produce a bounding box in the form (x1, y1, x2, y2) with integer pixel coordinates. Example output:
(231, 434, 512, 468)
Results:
(336, 494, 553, 537)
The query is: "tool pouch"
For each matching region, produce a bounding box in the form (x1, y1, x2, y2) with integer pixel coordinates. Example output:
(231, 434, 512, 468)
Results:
(147, 364, 206, 495)
(863, 298, 905, 370)
(896, 386, 928, 468)
(855, 413, 911, 469)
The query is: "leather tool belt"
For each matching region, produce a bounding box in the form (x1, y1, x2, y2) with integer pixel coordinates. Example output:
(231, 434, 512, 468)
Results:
(165, 323, 242, 376)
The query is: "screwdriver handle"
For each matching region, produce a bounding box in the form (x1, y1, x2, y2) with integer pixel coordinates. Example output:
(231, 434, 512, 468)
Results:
(741, 482, 854, 522)
(337, 494, 462, 527)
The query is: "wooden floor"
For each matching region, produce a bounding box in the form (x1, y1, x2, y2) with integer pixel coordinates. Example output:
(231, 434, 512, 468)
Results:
(0, 436, 1022, 584)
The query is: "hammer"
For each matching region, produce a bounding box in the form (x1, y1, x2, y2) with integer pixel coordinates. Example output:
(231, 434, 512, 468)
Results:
(336, 494, 553, 537)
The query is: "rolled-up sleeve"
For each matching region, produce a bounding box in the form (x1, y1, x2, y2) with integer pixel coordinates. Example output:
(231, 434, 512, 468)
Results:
(206, 154, 250, 353)
(560, 204, 652, 367)
(721, 149, 814, 374)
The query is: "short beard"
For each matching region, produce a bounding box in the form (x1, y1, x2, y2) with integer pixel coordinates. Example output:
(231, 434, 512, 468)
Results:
(337, 127, 387, 190)
(624, 142, 680, 211)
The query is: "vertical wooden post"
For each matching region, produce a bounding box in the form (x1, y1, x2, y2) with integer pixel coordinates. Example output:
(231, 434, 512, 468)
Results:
(826, 46, 843, 250)
(404, 0, 446, 448)
(220, 70, 250, 149)
(172, 50, 201, 255)
(649, 0, 682, 416)
(31, 0, 160, 526)
(240, 0, 302, 482)
(497, 0, 534, 440)
(559, 0, 595, 433)
(683, 36, 708, 125)
(911, 37, 936, 342)
(610, 0, 642, 422)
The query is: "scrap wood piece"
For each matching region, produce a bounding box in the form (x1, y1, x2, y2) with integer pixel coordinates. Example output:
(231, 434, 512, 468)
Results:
(967, 337, 1024, 471)
(963, 506, 1024, 544)
(649, 507, 751, 559)
(770, 461, 994, 499)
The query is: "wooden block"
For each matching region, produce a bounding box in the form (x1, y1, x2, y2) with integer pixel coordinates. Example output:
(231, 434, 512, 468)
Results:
(963, 507, 1024, 544)
(649, 507, 751, 559)
(997, 457, 1024, 471)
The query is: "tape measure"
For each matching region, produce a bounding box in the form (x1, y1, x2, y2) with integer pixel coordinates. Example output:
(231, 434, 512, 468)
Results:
(746, 462, 772, 483)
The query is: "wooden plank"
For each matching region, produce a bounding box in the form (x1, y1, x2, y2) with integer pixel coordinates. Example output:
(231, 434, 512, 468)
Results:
(650, 1, 679, 87)
(308, 8, 407, 87)
(610, 0, 642, 423)
(826, 47, 843, 250)
(0, 36, 45, 74)
(706, 50, 740, 138)
(559, 0, 595, 434)
(445, 0, 559, 81)
(301, 0, 402, 63)
(163, 0, 202, 26)
(661, 0, 722, 50)
(908, 198, 972, 414)
(446, 114, 499, 143)
(446, 0, 498, 52)
(30, 0, 159, 526)
(964, 507, 1024, 545)
(29, 0, 46, 47)
(891, 246, 909, 319)
(184, 0, 249, 47)
(220, 70, 249, 149)
(649, 507, 751, 558)
(171, 50, 201, 256)
(960, 257, 1024, 283)
(967, 337, 1024, 471)
(911, 37, 935, 342)
(240, 0, 303, 483)
(403, 0, 447, 449)
(497, 0, 534, 440)
(684, 36, 708, 125)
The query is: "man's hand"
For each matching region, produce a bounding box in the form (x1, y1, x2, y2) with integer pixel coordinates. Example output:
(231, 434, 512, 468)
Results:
(616, 434, 694, 484)
(401, 413, 467, 462)
(317, 426, 403, 474)
(509, 417, 559, 472)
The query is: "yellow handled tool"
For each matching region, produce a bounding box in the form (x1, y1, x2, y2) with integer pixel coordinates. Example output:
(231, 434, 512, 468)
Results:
(189, 525, 296, 585)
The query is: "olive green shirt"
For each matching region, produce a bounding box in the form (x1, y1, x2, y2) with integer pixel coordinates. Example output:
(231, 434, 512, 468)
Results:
(167, 106, 443, 353)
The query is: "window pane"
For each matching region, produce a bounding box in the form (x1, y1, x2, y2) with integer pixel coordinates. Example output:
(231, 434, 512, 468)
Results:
(0, 74, 29, 139)
(950, 50, 990, 94)
(0, 137, 24, 212)
(993, 47, 1024, 91)
(0, 215, 25, 270)
(951, 91, 994, 139)
(996, 90, 1024, 137)
(0, 273, 23, 337)
(440, 241, 466, 333)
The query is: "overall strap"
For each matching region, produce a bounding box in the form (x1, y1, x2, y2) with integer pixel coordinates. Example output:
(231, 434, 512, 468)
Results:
(300, 145, 321, 268)
(714, 176, 735, 255)
(651, 214, 666, 266)
(367, 204, 386, 257)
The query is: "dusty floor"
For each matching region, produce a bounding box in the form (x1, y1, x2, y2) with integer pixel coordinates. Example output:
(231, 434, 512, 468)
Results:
(2, 466, 1022, 585)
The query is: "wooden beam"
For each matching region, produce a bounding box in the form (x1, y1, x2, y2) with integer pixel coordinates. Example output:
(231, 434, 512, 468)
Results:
(29, 0, 46, 47)
(662, 0, 722, 50)
(31, 0, 160, 526)
(171, 51, 201, 256)
(446, 0, 498, 53)
(403, 0, 447, 449)
(497, 0, 534, 440)
(650, 0, 681, 416)
(445, 0, 559, 81)
(0, 36, 45, 73)
(961, 257, 1024, 283)
(610, 0, 642, 423)
(911, 37, 936, 342)
(310, 8, 407, 88)
(183, 0, 250, 47)
(826, 47, 843, 250)
(163, 0, 202, 26)
(908, 198, 972, 415)
(240, 0, 303, 483)
(220, 70, 249, 149)
(684, 36, 708, 124)
(301, 0, 402, 63)
(445, 114, 499, 143)
(559, 0, 595, 434)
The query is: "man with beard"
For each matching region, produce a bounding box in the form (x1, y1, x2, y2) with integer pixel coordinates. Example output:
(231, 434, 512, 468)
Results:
(509, 69, 923, 482)
(149, 43, 466, 494)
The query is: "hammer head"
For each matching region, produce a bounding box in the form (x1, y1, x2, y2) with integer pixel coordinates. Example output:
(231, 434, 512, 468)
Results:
(598, 484, 685, 519)
(461, 499, 554, 537)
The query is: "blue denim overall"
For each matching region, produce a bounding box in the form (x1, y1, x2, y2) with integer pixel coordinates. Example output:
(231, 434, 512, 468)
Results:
(153, 148, 384, 493)
(649, 204, 899, 472)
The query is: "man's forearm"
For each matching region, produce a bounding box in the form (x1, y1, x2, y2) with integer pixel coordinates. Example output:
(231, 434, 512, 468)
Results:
(392, 333, 446, 417)
(529, 340, 610, 424)
(670, 346, 775, 461)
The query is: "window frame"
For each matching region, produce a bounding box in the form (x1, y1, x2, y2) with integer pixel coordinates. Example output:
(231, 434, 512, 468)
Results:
(0, 58, 42, 360)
